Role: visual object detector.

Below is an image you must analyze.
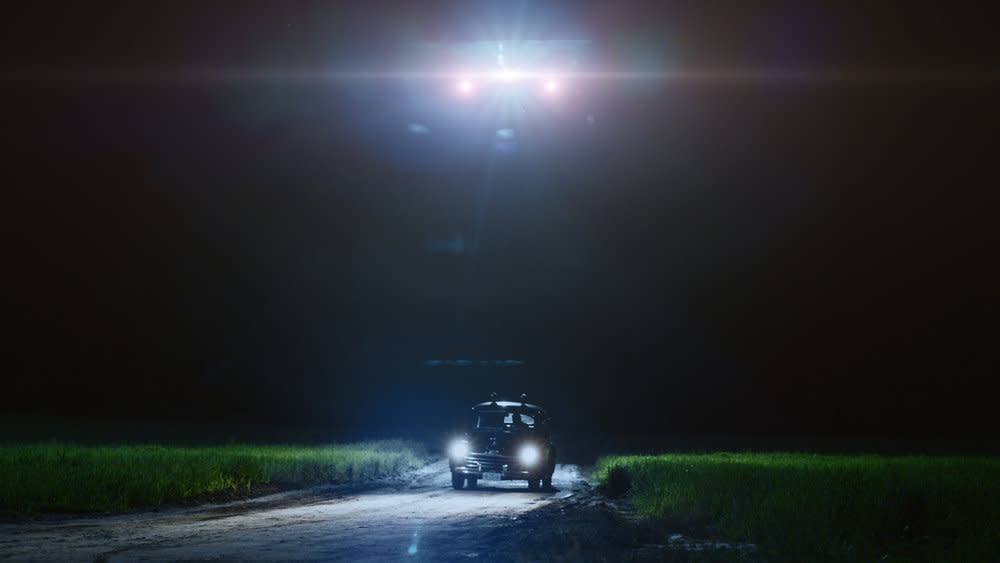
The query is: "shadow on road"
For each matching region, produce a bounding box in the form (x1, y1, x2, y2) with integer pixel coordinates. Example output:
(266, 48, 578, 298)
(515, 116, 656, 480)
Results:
(455, 484, 559, 494)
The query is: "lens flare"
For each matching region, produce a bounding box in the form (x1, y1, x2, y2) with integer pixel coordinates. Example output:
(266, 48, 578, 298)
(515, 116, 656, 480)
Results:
(449, 440, 469, 459)
(519, 444, 540, 466)
(408, 530, 419, 555)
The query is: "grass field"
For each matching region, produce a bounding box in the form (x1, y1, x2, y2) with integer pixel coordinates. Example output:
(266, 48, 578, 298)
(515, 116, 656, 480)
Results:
(595, 453, 1000, 561)
(1, 440, 427, 514)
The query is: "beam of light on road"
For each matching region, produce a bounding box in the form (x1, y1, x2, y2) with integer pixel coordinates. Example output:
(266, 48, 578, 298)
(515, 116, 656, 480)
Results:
(0, 461, 588, 560)
(408, 530, 419, 555)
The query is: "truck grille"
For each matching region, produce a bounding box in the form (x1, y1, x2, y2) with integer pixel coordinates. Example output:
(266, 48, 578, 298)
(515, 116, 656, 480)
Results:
(464, 452, 514, 472)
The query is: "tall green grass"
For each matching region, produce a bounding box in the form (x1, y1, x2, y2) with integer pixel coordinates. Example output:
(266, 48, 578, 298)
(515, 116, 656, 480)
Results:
(595, 453, 1000, 561)
(1, 440, 426, 514)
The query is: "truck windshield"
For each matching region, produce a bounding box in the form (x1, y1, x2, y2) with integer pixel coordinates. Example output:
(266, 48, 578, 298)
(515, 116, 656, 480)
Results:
(476, 411, 536, 428)
(476, 411, 506, 428)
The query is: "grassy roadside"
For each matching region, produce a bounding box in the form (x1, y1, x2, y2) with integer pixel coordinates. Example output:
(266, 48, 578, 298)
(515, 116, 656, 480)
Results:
(1, 440, 427, 514)
(595, 453, 1000, 561)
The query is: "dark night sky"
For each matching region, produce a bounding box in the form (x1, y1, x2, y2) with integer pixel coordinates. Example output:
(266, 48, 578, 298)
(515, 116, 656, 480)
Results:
(2, 1, 997, 438)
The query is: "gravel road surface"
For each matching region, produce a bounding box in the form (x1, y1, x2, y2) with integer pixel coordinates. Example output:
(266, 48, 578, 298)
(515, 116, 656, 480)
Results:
(0, 461, 644, 561)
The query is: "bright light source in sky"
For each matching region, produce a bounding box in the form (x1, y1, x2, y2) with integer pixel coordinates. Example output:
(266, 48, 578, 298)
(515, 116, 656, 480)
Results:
(495, 67, 522, 83)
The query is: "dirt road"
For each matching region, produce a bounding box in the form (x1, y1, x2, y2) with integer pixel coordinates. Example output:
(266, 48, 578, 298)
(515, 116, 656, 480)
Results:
(0, 461, 638, 561)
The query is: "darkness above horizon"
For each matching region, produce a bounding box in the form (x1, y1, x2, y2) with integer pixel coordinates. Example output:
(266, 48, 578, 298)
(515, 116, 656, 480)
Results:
(2, 1, 997, 439)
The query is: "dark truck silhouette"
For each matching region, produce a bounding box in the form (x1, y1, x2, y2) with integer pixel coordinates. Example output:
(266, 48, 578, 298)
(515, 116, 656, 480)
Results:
(448, 394, 556, 490)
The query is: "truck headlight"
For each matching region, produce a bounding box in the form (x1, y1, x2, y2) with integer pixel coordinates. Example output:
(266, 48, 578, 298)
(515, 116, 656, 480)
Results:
(519, 444, 540, 467)
(449, 440, 469, 459)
